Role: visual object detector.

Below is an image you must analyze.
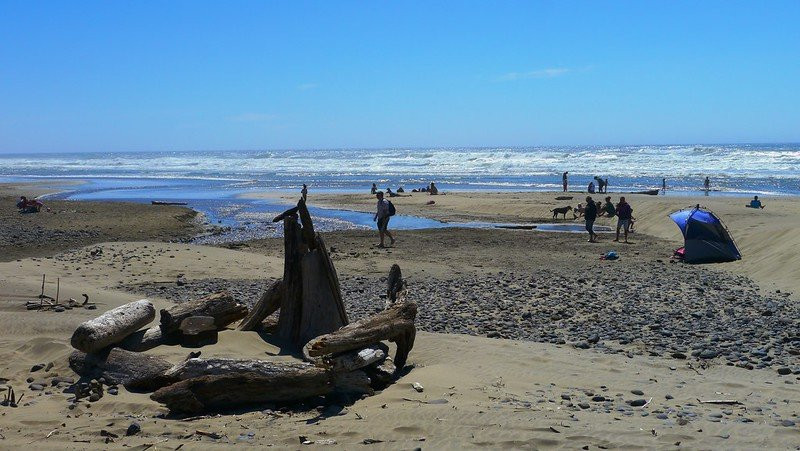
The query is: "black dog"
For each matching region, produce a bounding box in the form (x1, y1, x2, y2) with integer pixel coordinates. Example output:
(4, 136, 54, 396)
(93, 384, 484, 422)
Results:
(551, 205, 573, 219)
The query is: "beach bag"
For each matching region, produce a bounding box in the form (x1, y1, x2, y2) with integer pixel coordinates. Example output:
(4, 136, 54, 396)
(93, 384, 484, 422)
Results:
(387, 200, 396, 216)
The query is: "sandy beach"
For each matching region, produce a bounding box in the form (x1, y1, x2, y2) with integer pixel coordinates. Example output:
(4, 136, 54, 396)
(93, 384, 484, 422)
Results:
(0, 185, 798, 449)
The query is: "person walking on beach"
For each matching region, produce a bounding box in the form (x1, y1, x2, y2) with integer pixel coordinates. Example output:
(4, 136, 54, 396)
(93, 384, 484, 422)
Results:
(614, 196, 633, 243)
(373, 191, 395, 248)
(371, 183, 377, 194)
(662, 178, 666, 194)
(562, 172, 569, 192)
(604, 178, 609, 193)
(584, 196, 598, 243)
(301, 184, 308, 202)
(704, 176, 710, 190)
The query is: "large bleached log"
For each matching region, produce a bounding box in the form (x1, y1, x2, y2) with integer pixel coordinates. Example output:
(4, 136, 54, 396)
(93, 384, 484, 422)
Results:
(327, 344, 388, 372)
(238, 279, 283, 331)
(160, 291, 247, 334)
(298, 248, 348, 345)
(303, 301, 417, 370)
(69, 348, 174, 391)
(163, 357, 319, 381)
(150, 366, 331, 413)
(70, 300, 156, 353)
(119, 325, 177, 352)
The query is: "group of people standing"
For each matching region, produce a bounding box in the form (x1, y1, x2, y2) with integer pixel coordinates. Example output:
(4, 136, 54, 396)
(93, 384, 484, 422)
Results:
(583, 195, 634, 244)
(561, 172, 608, 194)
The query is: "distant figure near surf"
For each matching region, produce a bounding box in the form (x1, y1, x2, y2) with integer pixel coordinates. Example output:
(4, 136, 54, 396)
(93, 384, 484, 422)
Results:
(588, 181, 596, 194)
(662, 178, 667, 194)
(428, 182, 439, 195)
(747, 196, 765, 209)
(371, 183, 377, 194)
(704, 177, 710, 190)
(562, 172, 569, 192)
(301, 184, 308, 202)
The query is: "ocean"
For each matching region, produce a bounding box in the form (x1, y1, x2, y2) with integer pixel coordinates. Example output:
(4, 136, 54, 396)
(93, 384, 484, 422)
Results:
(1, 145, 797, 240)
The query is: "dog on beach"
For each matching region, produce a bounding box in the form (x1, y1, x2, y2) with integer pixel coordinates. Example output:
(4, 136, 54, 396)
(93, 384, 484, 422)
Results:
(551, 205, 573, 219)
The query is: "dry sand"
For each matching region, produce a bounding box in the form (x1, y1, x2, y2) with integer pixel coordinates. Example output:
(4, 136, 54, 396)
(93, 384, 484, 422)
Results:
(0, 187, 798, 449)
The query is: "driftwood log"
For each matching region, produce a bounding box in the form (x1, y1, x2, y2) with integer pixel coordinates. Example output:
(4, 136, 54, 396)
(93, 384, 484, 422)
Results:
(238, 279, 283, 331)
(150, 365, 331, 413)
(163, 357, 318, 381)
(365, 358, 397, 388)
(70, 300, 155, 353)
(303, 301, 417, 370)
(160, 292, 247, 334)
(69, 348, 174, 391)
(119, 325, 177, 352)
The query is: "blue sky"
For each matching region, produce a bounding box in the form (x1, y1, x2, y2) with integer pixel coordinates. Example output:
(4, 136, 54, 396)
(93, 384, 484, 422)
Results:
(1, 1, 798, 153)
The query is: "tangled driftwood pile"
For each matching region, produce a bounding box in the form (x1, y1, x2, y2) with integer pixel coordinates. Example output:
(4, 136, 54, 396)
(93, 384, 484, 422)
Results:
(68, 199, 417, 413)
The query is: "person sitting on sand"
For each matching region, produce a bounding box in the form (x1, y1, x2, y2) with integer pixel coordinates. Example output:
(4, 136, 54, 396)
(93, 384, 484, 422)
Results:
(614, 196, 633, 243)
(600, 196, 615, 217)
(371, 183, 377, 194)
(397, 187, 404, 193)
(17, 196, 43, 213)
(573, 203, 585, 219)
(584, 196, 598, 243)
(747, 196, 765, 209)
(373, 191, 395, 248)
(16, 196, 27, 210)
(587, 181, 595, 194)
(429, 182, 439, 195)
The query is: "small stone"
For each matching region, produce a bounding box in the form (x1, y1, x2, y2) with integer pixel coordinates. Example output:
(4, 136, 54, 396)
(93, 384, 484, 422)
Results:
(628, 399, 647, 407)
(89, 393, 101, 402)
(30, 363, 45, 372)
(699, 350, 718, 359)
(671, 352, 687, 359)
(29, 383, 45, 391)
(780, 419, 796, 427)
(412, 382, 424, 393)
(631, 389, 644, 396)
(777, 367, 792, 376)
(578, 402, 590, 409)
(126, 422, 141, 436)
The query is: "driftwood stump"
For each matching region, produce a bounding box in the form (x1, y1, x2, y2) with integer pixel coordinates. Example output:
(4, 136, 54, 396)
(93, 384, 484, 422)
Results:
(275, 199, 348, 347)
(71, 300, 155, 353)
(160, 291, 247, 334)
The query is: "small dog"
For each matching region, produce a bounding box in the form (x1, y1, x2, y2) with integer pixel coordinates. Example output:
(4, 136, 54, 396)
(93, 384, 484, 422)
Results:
(551, 205, 573, 219)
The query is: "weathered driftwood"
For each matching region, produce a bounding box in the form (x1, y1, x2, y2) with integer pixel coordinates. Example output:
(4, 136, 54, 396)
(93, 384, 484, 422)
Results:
(387, 264, 405, 303)
(298, 248, 348, 345)
(277, 216, 305, 343)
(71, 300, 156, 353)
(180, 316, 216, 335)
(328, 344, 388, 372)
(150, 366, 331, 413)
(303, 301, 417, 370)
(331, 370, 373, 396)
(164, 357, 321, 381)
(237, 279, 283, 331)
(276, 200, 348, 347)
(119, 326, 177, 352)
(69, 348, 173, 391)
(160, 292, 247, 334)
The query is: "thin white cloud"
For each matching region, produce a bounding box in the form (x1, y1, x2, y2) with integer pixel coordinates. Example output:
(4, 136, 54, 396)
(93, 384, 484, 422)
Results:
(298, 83, 318, 91)
(497, 68, 570, 82)
(228, 113, 278, 122)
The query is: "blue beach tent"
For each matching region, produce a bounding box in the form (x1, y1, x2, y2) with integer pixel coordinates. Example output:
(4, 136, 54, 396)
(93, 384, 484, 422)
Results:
(669, 206, 741, 263)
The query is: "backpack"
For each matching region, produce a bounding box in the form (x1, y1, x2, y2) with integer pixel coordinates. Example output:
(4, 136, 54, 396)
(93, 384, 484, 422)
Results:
(386, 200, 396, 216)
